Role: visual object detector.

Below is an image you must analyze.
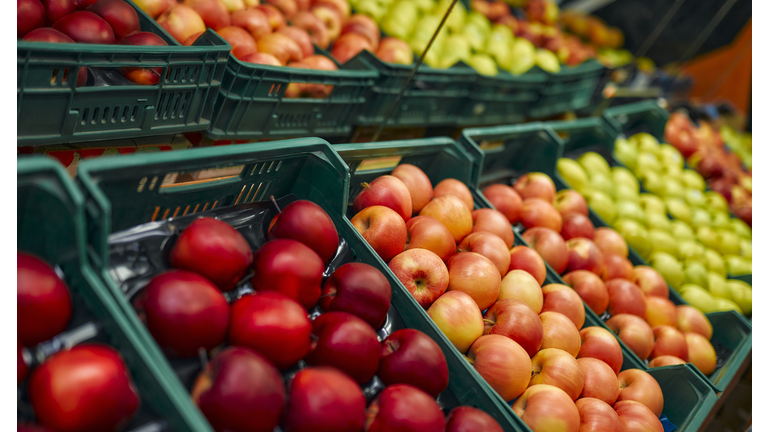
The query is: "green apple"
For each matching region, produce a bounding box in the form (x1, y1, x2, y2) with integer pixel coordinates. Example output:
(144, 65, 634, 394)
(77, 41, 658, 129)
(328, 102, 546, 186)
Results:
(727, 280, 752, 315)
(704, 191, 729, 214)
(615, 184, 640, 203)
(709, 211, 730, 229)
(557, 158, 590, 192)
(589, 172, 614, 198)
(695, 227, 718, 250)
(664, 198, 692, 225)
(678, 240, 706, 263)
(661, 180, 686, 199)
(725, 255, 751, 276)
(641, 171, 666, 196)
(703, 248, 727, 277)
(612, 166, 639, 192)
(682, 261, 709, 290)
(629, 133, 659, 154)
(713, 298, 743, 314)
(740, 239, 751, 259)
(438, 34, 471, 68)
(505, 39, 536, 75)
(466, 11, 491, 34)
(660, 165, 685, 184)
(684, 188, 706, 208)
(614, 218, 652, 258)
(535, 49, 561, 73)
(586, 191, 617, 224)
(578, 152, 611, 178)
(634, 152, 660, 174)
(658, 144, 684, 169)
(679, 284, 718, 313)
(413, 0, 435, 13)
(484, 24, 513, 65)
(714, 229, 741, 256)
(639, 194, 666, 215)
(689, 208, 711, 228)
(682, 169, 706, 190)
(730, 218, 751, 239)
(669, 220, 696, 241)
(435, 0, 465, 33)
(707, 271, 731, 300)
(615, 200, 646, 226)
(648, 229, 678, 258)
(462, 22, 488, 51)
(356, 0, 388, 20)
(467, 53, 498, 75)
(614, 139, 638, 169)
(649, 251, 683, 289)
(646, 213, 672, 232)
(381, 1, 418, 39)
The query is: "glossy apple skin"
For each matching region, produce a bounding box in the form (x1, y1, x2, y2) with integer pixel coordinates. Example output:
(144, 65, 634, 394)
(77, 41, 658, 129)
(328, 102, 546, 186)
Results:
(498, 269, 543, 313)
(157, 4, 206, 44)
(183, 0, 230, 30)
(511, 384, 580, 432)
(170, 217, 253, 291)
(593, 227, 628, 257)
(433, 178, 474, 211)
(522, 227, 568, 274)
(18, 0, 46, 38)
(471, 208, 515, 248)
(428, 291, 484, 353)
(42, 0, 75, 26)
(192, 347, 285, 432)
(576, 357, 619, 404)
(231, 8, 271, 40)
(131, 0, 174, 17)
(484, 299, 543, 357)
(482, 183, 523, 224)
(601, 253, 635, 282)
(651, 325, 688, 361)
(578, 326, 623, 375)
(565, 237, 603, 275)
(541, 283, 585, 329)
(340, 13, 380, 50)
(331, 32, 373, 64)
(269, 199, 340, 263)
(554, 189, 589, 217)
(419, 195, 473, 243)
(508, 245, 547, 285)
(468, 335, 532, 401)
(53, 11, 116, 43)
(539, 311, 581, 356)
(513, 172, 556, 203)
(446, 252, 501, 311)
(241, 52, 282, 65)
(633, 266, 669, 298)
(562, 270, 608, 315)
(445, 406, 503, 432)
(256, 4, 286, 30)
(458, 232, 509, 277)
(306, 312, 380, 385)
(389, 248, 449, 308)
(365, 384, 446, 432)
(28, 344, 139, 432)
(279, 25, 314, 57)
(613, 400, 664, 432)
(320, 262, 391, 329)
(118, 31, 168, 85)
(284, 367, 366, 432)
(645, 296, 678, 328)
(21, 27, 74, 42)
(352, 205, 407, 263)
(684, 332, 717, 375)
(405, 215, 456, 262)
(676, 305, 713, 339)
(219, 25, 258, 59)
(228, 291, 311, 370)
(391, 164, 433, 213)
(378, 329, 448, 397)
(251, 239, 324, 310)
(617, 369, 664, 416)
(575, 398, 623, 432)
(606, 278, 647, 318)
(521, 198, 562, 231)
(561, 213, 594, 240)
(87, 0, 140, 41)
(17, 252, 73, 347)
(606, 314, 654, 360)
(648, 355, 686, 368)
(529, 348, 585, 401)
(353, 175, 413, 222)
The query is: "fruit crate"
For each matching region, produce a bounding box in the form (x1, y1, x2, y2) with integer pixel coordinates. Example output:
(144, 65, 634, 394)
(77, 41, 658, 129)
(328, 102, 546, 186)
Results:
(77, 139, 526, 431)
(456, 70, 545, 127)
(603, 99, 670, 139)
(17, 1, 230, 147)
(17, 157, 212, 431)
(528, 60, 605, 119)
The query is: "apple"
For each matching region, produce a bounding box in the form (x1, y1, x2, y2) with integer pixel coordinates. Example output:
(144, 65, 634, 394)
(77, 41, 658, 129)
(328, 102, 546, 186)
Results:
(18, 0, 46, 38)
(192, 347, 285, 432)
(575, 398, 623, 432)
(508, 245, 547, 285)
(132, 0, 174, 18)
(651, 325, 688, 361)
(427, 291, 484, 352)
(306, 312, 380, 384)
(685, 332, 717, 375)
(255, 4, 286, 31)
(648, 355, 686, 367)
(156, 4, 205, 43)
(118, 31, 168, 85)
(541, 283, 585, 329)
(539, 311, 581, 356)
(267, 200, 339, 263)
(446, 252, 501, 311)
(561, 270, 608, 315)
(42, 0, 75, 26)
(433, 178, 474, 211)
(17, 252, 72, 347)
(376, 37, 414, 65)
(468, 334, 532, 401)
(389, 248, 449, 308)
(285, 55, 338, 97)
(390, 164, 432, 214)
(331, 32, 374, 63)
(278, 26, 314, 58)
(251, 239, 323, 309)
(291, 10, 329, 48)
(576, 357, 619, 404)
(633, 266, 669, 298)
(605, 279, 646, 318)
(498, 269, 543, 313)
(561, 213, 594, 240)
(21, 27, 74, 43)
(231, 8, 271, 40)
(283, 367, 366, 432)
(520, 198, 562, 231)
(420, 195, 473, 242)
(341, 13, 381, 50)
(616, 368, 664, 416)
(511, 384, 580, 432)
(601, 253, 634, 282)
(266, 0, 297, 19)
(52, 10, 115, 43)
(522, 227, 568, 274)
(471, 208, 515, 248)
(312, 5, 342, 40)
(482, 184, 523, 224)
(404, 216, 456, 262)
(676, 305, 712, 339)
(606, 314, 654, 360)
(513, 172, 556, 202)
(484, 299, 543, 357)
(182, 0, 229, 30)
(445, 406, 503, 432)
(378, 329, 449, 397)
(319, 262, 391, 329)
(258, 32, 304, 64)
(529, 348, 584, 400)
(554, 189, 589, 217)
(458, 232, 510, 277)
(564, 238, 603, 276)
(578, 326, 623, 375)
(365, 384, 446, 432)
(183, 31, 204, 46)
(613, 400, 664, 432)
(28, 345, 139, 431)
(645, 296, 677, 328)
(352, 205, 407, 263)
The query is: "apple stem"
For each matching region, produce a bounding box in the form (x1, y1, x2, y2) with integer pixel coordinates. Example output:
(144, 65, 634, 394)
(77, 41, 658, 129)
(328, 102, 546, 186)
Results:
(361, 182, 370, 189)
(270, 195, 282, 214)
(465, 356, 475, 366)
(482, 319, 495, 325)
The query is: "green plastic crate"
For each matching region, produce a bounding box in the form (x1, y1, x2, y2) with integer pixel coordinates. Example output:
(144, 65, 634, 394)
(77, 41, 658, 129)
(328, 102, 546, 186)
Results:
(17, 1, 229, 147)
(18, 157, 212, 431)
(77, 139, 525, 432)
(529, 60, 605, 119)
(457, 70, 545, 127)
(603, 99, 670, 139)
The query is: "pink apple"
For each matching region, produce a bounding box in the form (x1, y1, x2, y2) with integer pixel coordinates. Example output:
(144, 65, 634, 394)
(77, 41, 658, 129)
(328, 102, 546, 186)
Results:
(482, 183, 523, 224)
(601, 253, 635, 282)
(576, 357, 620, 404)
(648, 355, 686, 368)
(484, 299, 543, 357)
(578, 326, 623, 375)
(633, 266, 669, 298)
(433, 178, 474, 211)
(353, 175, 412, 222)
(606, 279, 646, 318)
(522, 227, 568, 274)
(513, 172, 557, 203)
(468, 335, 532, 401)
(651, 325, 688, 361)
(529, 348, 585, 400)
(351, 205, 407, 263)
(446, 252, 501, 311)
(606, 314, 654, 360)
(419, 195, 473, 243)
(427, 291, 484, 352)
(458, 232, 510, 277)
(565, 237, 604, 275)
(389, 248, 449, 308)
(613, 400, 664, 432)
(341, 13, 381, 50)
(511, 385, 580, 432)
(520, 198, 563, 231)
(391, 164, 433, 213)
(592, 227, 628, 257)
(375, 36, 414, 65)
(554, 189, 589, 217)
(645, 296, 678, 328)
(539, 311, 581, 356)
(405, 216, 456, 262)
(575, 398, 623, 432)
(471, 208, 515, 248)
(498, 269, 543, 313)
(561, 213, 594, 240)
(508, 245, 547, 285)
(676, 305, 713, 339)
(685, 332, 717, 375)
(541, 283, 585, 329)
(617, 369, 664, 416)
(562, 270, 608, 315)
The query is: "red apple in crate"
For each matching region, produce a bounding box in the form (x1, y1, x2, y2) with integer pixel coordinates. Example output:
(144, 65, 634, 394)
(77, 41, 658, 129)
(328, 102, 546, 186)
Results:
(341, 13, 380, 49)
(285, 55, 338, 98)
(446, 252, 501, 311)
(17, 252, 72, 347)
(471, 208, 515, 248)
(606, 279, 646, 318)
(420, 195, 473, 242)
(458, 232, 510, 276)
(192, 347, 285, 432)
(291, 10, 329, 48)
(592, 227, 628, 257)
(482, 184, 523, 224)
(468, 335, 532, 401)
(251, 239, 323, 310)
(365, 384, 446, 432)
(376, 37, 413, 65)
(606, 314, 654, 360)
(181, 0, 230, 30)
(651, 325, 688, 361)
(389, 248, 448, 308)
(284, 367, 366, 432)
(74, 0, 99, 8)
(433, 178, 474, 211)
(218, 26, 258, 59)
(352, 205, 407, 263)
(391, 163, 433, 213)
(633, 266, 669, 298)
(677, 305, 712, 339)
(541, 283, 585, 329)
(511, 384, 580, 432)
(256, 4, 287, 31)
(119, 31, 168, 85)
(513, 172, 556, 203)
(562, 270, 608, 315)
(508, 245, 547, 285)
(378, 329, 449, 397)
(259, 32, 304, 64)
(138, 270, 229, 357)
(648, 355, 686, 368)
(576, 357, 619, 404)
(353, 175, 412, 222)
(28, 345, 139, 432)
(498, 269, 543, 313)
(522, 227, 568, 274)
(266, 0, 297, 19)
(529, 348, 584, 400)
(22, 27, 74, 42)
(520, 198, 562, 231)
(561, 213, 594, 240)
(18, 0, 46, 38)
(53, 11, 115, 43)
(156, 4, 206, 43)
(228, 292, 311, 370)
(268, 199, 339, 263)
(241, 52, 282, 66)
(306, 312, 380, 384)
(87, 0, 140, 41)
(565, 237, 603, 275)
(41, 0, 75, 26)
(320, 262, 391, 329)
(601, 253, 634, 282)
(312, 5, 341, 39)
(575, 398, 623, 432)
(132, 0, 174, 18)
(539, 311, 581, 356)
(484, 298, 543, 357)
(578, 326, 623, 375)
(232, 8, 271, 40)
(428, 291, 483, 352)
(685, 332, 717, 375)
(331, 25, 375, 64)
(313, 0, 349, 19)
(445, 406, 503, 432)
(645, 296, 677, 328)
(613, 400, 664, 432)
(554, 189, 588, 217)
(183, 31, 204, 46)
(405, 216, 456, 262)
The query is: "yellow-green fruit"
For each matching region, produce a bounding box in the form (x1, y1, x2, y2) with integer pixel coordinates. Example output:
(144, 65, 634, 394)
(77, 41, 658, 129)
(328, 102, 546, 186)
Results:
(740, 239, 751, 259)
(709, 211, 730, 229)
(727, 280, 752, 315)
(615, 201, 646, 226)
(612, 166, 639, 192)
(466, 53, 498, 76)
(704, 191, 729, 213)
(669, 220, 695, 241)
(661, 165, 685, 184)
(714, 298, 743, 314)
(578, 152, 611, 178)
(730, 218, 751, 240)
(680, 284, 718, 313)
(658, 144, 684, 168)
(557, 158, 590, 192)
(485, 24, 513, 65)
(505, 39, 536, 75)
(725, 255, 751, 276)
(681, 169, 706, 190)
(465, 11, 491, 34)
(665, 198, 692, 225)
(535, 48, 560, 73)
(462, 22, 488, 51)
(649, 251, 683, 289)
(615, 185, 640, 202)
(703, 248, 727, 277)
(689, 208, 712, 228)
(639, 194, 666, 215)
(696, 227, 718, 250)
(707, 272, 731, 300)
(615, 219, 652, 258)
(662, 180, 686, 199)
(586, 191, 617, 224)
(641, 172, 665, 197)
(682, 261, 709, 290)
(684, 188, 706, 208)
(630, 133, 659, 154)
(589, 172, 614, 198)
(648, 229, 678, 258)
(714, 229, 741, 256)
(678, 240, 706, 263)
(614, 138, 638, 169)
(635, 152, 660, 174)
(646, 213, 671, 232)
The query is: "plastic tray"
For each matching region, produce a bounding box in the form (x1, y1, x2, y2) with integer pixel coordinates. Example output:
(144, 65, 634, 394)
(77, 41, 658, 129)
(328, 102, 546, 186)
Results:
(528, 60, 605, 119)
(603, 99, 670, 140)
(17, 157, 212, 431)
(17, 1, 230, 147)
(457, 70, 545, 127)
(77, 139, 526, 432)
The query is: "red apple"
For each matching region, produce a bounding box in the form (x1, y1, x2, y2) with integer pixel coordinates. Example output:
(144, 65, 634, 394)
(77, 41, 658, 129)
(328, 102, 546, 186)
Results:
(613, 400, 664, 432)
(482, 184, 523, 224)
(251, 239, 323, 310)
(529, 348, 585, 400)
(541, 283, 585, 329)
(259, 32, 304, 64)
(606, 279, 646, 318)
(554, 189, 588, 217)
(18, 341, 30, 385)
(575, 398, 623, 432)
(285, 55, 337, 97)
(468, 335, 532, 401)
(241, 52, 282, 66)
(18, 0, 46, 38)
(291, 10, 329, 48)
(578, 326, 623, 375)
(41, 0, 75, 26)
(676, 305, 713, 339)
(565, 237, 603, 275)
(684, 332, 716, 375)
(353, 175, 412, 222)
(471, 208, 515, 248)
(183, 31, 204, 45)
(74, 0, 98, 8)
(219, 25, 258, 59)
(562, 270, 608, 315)
(645, 296, 677, 328)
(192, 347, 285, 432)
(131, 0, 174, 18)
(601, 253, 634, 282)
(389, 248, 449, 308)
(617, 369, 664, 416)
(498, 269, 543, 312)
(21, 27, 74, 42)
(312, 5, 342, 40)
(119, 31, 168, 85)
(513, 172, 556, 203)
(331, 32, 373, 64)
(428, 291, 484, 352)
(511, 384, 580, 432)
(391, 163, 433, 213)
(341, 13, 380, 49)
(576, 357, 619, 404)
(320, 262, 391, 329)
(508, 245, 547, 285)
(420, 195, 473, 243)
(255, 4, 286, 31)
(266, 0, 297, 19)
(606, 314, 654, 360)
(446, 252, 501, 311)
(592, 227, 628, 257)
(433, 178, 474, 211)
(231, 8, 271, 40)
(351, 205, 407, 263)
(521, 198, 562, 231)
(87, 0, 140, 41)
(539, 311, 581, 356)
(52, 11, 115, 43)
(28, 345, 139, 432)
(522, 227, 568, 274)
(156, 4, 205, 43)
(306, 312, 380, 384)
(484, 298, 543, 356)
(633, 266, 668, 298)
(445, 406, 503, 432)
(458, 232, 510, 276)
(405, 215, 456, 262)
(651, 325, 688, 361)
(284, 367, 366, 432)
(268, 199, 339, 263)
(17, 252, 72, 347)
(561, 213, 594, 240)
(378, 329, 449, 397)
(376, 37, 413, 65)
(365, 384, 445, 432)
(648, 355, 686, 368)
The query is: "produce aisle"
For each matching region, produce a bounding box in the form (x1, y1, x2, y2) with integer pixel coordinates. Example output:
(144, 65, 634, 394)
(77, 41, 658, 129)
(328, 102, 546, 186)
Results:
(17, 0, 752, 431)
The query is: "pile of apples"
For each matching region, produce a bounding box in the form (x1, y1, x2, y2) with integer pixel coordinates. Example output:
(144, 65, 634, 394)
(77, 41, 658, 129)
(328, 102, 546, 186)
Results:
(18, 252, 141, 431)
(349, 165, 669, 431)
(17, 0, 171, 85)
(133, 200, 504, 432)
(556, 136, 752, 318)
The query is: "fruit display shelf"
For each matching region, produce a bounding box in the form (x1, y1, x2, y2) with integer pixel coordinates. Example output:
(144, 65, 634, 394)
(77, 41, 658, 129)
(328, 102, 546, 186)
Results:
(77, 138, 525, 432)
(18, 157, 212, 431)
(17, 1, 229, 147)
